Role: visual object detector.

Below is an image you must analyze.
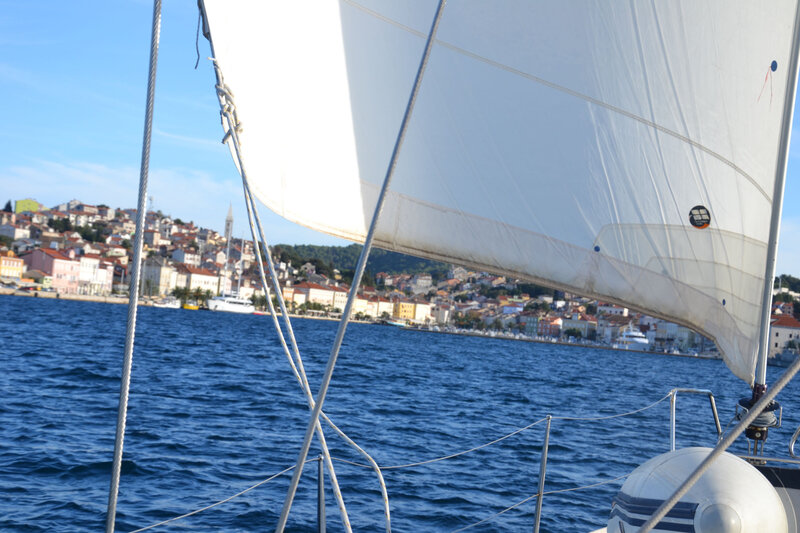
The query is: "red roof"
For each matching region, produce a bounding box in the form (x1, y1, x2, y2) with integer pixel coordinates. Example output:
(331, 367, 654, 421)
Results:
(24, 248, 73, 261)
(294, 281, 331, 291)
(182, 265, 217, 277)
(772, 314, 800, 329)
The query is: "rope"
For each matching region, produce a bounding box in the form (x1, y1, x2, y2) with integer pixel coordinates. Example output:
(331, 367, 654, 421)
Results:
(332, 393, 671, 471)
(449, 474, 629, 533)
(124, 393, 670, 531)
(333, 418, 548, 470)
(275, 4, 448, 530)
(193, 8, 201, 69)
(210, 62, 353, 533)
(128, 463, 301, 533)
(553, 391, 672, 422)
(211, 54, 390, 533)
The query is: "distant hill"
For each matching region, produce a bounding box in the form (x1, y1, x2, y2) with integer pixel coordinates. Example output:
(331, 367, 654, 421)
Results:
(777, 274, 800, 294)
(272, 243, 450, 281)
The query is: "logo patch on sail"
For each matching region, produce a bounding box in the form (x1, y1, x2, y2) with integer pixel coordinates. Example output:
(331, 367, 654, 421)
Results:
(689, 206, 711, 229)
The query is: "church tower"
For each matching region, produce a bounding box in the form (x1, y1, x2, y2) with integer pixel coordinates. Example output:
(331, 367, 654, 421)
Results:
(224, 204, 234, 244)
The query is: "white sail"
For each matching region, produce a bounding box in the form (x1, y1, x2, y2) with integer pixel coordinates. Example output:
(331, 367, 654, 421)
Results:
(201, 0, 799, 384)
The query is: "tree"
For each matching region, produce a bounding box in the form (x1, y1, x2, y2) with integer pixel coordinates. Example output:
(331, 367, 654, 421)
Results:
(191, 287, 208, 305)
(2, 200, 11, 212)
(563, 328, 582, 339)
(143, 279, 155, 297)
(48, 217, 73, 233)
(172, 286, 189, 304)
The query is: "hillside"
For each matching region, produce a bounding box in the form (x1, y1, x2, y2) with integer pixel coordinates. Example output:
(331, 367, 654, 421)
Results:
(271, 243, 450, 281)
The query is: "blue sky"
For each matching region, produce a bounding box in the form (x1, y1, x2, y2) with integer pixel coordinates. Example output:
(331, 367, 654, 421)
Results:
(2, 1, 800, 275)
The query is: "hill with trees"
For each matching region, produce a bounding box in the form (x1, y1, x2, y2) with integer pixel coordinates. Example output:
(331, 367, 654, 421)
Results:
(271, 243, 450, 281)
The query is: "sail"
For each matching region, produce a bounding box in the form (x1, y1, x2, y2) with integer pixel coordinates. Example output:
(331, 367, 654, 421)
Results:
(201, 0, 800, 384)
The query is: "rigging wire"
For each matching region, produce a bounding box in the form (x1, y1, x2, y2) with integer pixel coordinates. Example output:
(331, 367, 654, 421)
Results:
(124, 393, 669, 532)
(449, 474, 631, 533)
(106, 1, 161, 531)
(334, 392, 672, 471)
(211, 75, 352, 532)
(208, 51, 390, 531)
(275, 2, 448, 530)
(128, 463, 302, 533)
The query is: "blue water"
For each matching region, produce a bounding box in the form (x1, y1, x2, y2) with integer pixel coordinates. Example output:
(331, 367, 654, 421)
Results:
(2, 294, 799, 532)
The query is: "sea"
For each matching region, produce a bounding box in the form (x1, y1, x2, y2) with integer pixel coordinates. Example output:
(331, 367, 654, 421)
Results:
(2, 294, 799, 533)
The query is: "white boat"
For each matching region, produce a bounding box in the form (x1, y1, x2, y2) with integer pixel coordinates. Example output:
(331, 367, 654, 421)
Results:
(106, 2, 800, 532)
(152, 297, 180, 309)
(618, 323, 649, 347)
(207, 295, 256, 314)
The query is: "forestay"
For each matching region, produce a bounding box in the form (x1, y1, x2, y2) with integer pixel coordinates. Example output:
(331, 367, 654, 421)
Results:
(201, 0, 799, 385)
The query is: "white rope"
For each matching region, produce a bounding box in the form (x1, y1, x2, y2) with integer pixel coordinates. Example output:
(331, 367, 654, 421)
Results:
(210, 74, 352, 533)
(128, 463, 301, 533)
(333, 393, 671, 471)
(240, 172, 392, 530)
(123, 393, 670, 531)
(276, 3, 448, 529)
(211, 54, 389, 532)
(552, 392, 672, 422)
(449, 474, 630, 533)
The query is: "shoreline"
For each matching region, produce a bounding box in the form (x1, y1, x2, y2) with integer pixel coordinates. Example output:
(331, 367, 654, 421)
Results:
(1, 288, 719, 359)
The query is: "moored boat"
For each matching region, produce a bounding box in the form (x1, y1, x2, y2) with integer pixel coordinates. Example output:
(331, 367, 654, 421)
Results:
(207, 295, 255, 314)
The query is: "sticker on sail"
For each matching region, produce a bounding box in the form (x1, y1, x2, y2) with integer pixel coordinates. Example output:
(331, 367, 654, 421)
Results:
(689, 206, 711, 229)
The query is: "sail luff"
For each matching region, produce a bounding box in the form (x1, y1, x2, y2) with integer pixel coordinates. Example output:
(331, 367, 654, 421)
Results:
(754, 4, 800, 388)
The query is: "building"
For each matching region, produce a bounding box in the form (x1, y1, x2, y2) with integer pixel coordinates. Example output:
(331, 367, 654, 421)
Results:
(142, 257, 178, 296)
(412, 300, 432, 323)
(537, 316, 563, 337)
(0, 224, 31, 240)
(432, 304, 452, 324)
(21, 248, 80, 294)
(597, 303, 629, 317)
(172, 248, 201, 267)
(78, 254, 114, 295)
(770, 314, 800, 359)
(14, 198, 45, 214)
(0, 251, 25, 280)
(176, 264, 220, 294)
(294, 282, 336, 308)
(331, 285, 349, 311)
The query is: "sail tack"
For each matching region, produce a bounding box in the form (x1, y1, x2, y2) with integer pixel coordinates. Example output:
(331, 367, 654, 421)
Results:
(202, 0, 800, 384)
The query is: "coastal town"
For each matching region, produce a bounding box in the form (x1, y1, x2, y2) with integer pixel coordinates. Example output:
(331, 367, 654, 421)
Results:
(3, 197, 800, 359)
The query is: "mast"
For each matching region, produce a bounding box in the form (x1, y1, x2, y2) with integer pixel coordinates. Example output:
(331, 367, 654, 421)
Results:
(222, 204, 233, 297)
(753, 5, 800, 395)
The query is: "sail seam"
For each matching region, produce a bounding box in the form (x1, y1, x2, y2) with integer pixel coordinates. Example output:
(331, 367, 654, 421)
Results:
(342, 0, 770, 203)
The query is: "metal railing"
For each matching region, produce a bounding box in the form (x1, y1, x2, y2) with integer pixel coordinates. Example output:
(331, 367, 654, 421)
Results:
(669, 388, 722, 451)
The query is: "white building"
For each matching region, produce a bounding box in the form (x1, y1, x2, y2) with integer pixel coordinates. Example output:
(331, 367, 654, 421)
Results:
(142, 257, 178, 296)
(172, 248, 201, 267)
(770, 314, 800, 358)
